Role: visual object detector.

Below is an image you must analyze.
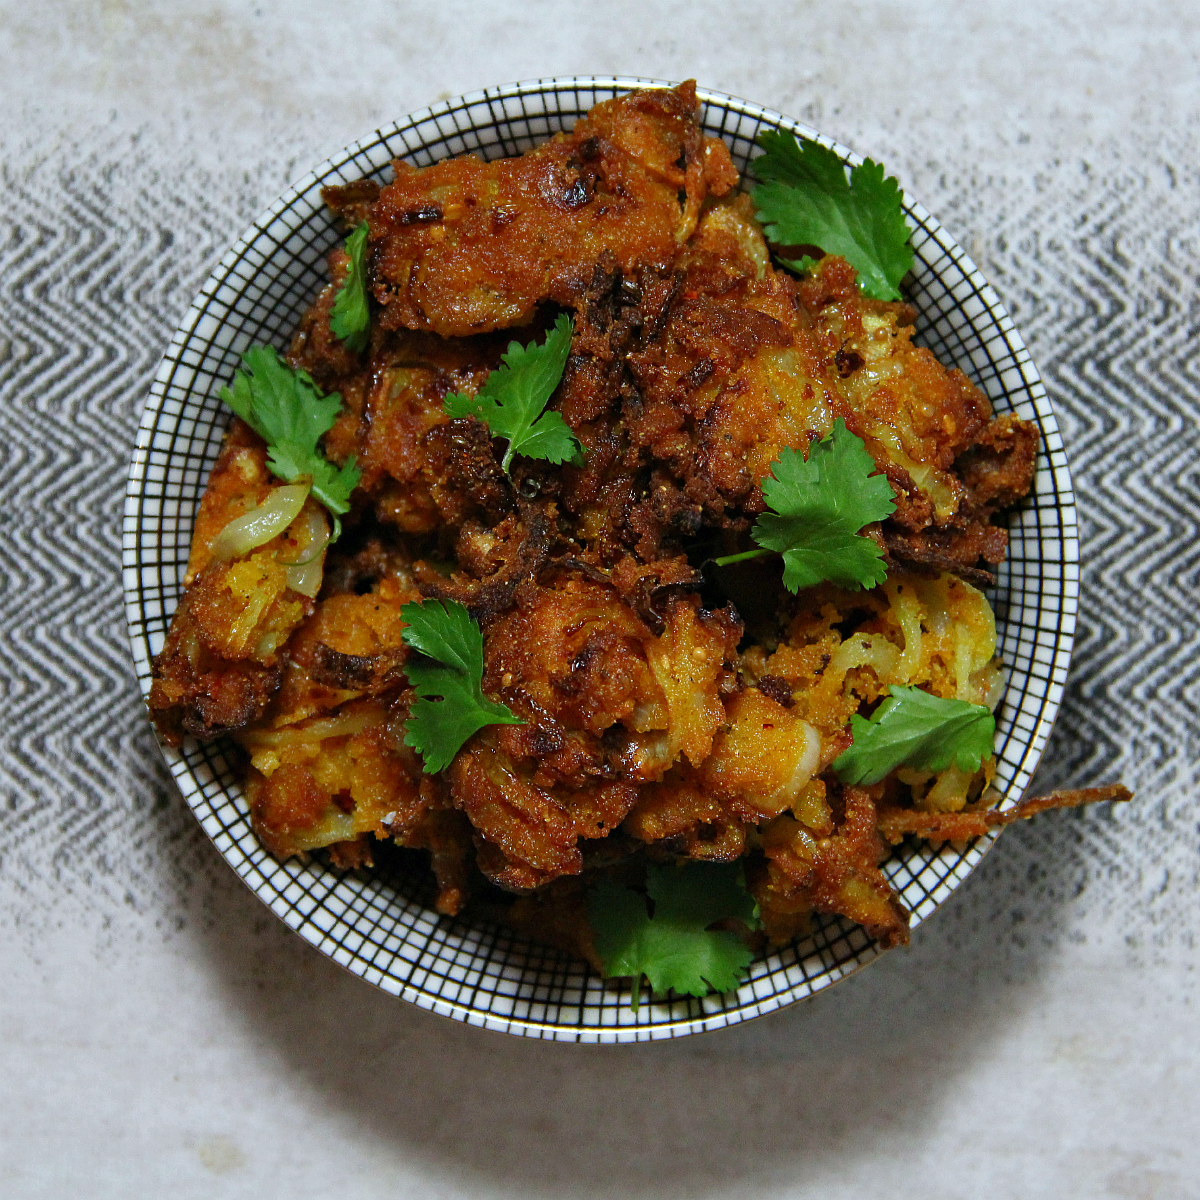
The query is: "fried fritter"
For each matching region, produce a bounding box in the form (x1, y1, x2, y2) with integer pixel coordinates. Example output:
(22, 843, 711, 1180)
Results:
(149, 83, 1089, 967)
(148, 423, 321, 743)
(557, 197, 1031, 572)
(444, 575, 742, 888)
(753, 783, 910, 948)
(238, 698, 423, 859)
(333, 82, 738, 337)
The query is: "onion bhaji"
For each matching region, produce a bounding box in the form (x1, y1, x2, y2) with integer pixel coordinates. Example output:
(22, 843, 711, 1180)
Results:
(149, 82, 1126, 968)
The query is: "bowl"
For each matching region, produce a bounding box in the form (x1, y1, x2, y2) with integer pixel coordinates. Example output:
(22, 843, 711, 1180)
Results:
(123, 77, 1077, 1042)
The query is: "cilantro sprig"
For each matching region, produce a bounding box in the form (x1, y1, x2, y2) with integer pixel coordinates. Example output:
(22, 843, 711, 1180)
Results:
(833, 685, 996, 786)
(220, 346, 360, 537)
(752, 130, 914, 301)
(443, 313, 583, 472)
(400, 598, 523, 774)
(711, 419, 895, 592)
(587, 861, 759, 1010)
(329, 220, 371, 352)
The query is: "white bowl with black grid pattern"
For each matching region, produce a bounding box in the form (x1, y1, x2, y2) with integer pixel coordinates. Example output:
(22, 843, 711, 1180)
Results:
(123, 77, 1077, 1042)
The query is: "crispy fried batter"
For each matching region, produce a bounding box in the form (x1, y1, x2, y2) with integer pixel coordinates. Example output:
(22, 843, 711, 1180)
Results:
(412, 502, 551, 624)
(955, 412, 1040, 515)
(703, 689, 824, 820)
(270, 575, 418, 726)
(148, 425, 316, 743)
(622, 766, 749, 862)
(239, 698, 424, 858)
(355, 82, 736, 336)
(752, 784, 910, 948)
(442, 579, 740, 888)
(450, 736, 585, 890)
(149, 84, 1100, 965)
(149, 638, 282, 747)
(877, 784, 1133, 846)
(394, 805, 481, 916)
(546, 196, 1034, 575)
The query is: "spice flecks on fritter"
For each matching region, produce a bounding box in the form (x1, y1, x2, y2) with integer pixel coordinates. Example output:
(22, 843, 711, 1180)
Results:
(149, 82, 1082, 977)
(557, 198, 1028, 572)
(331, 81, 739, 337)
(148, 421, 326, 743)
(447, 578, 742, 890)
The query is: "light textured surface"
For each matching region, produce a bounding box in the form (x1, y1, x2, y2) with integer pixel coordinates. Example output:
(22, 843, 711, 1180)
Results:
(1, 1, 1197, 1196)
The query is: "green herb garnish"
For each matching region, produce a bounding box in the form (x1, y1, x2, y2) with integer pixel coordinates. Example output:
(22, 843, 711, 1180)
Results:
(833, 685, 996, 786)
(443, 313, 583, 472)
(219, 346, 360, 538)
(400, 599, 523, 774)
(752, 130, 914, 301)
(711, 419, 895, 592)
(329, 221, 371, 352)
(588, 861, 759, 1010)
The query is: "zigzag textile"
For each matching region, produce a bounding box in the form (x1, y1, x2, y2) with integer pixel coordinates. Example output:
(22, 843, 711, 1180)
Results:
(0, 117, 1195, 958)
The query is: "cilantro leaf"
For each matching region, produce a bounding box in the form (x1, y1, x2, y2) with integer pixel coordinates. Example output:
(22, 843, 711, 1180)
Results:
(219, 346, 361, 534)
(329, 221, 371, 352)
(587, 861, 759, 1010)
(833, 685, 996, 786)
(751, 129, 914, 301)
(756, 420, 896, 591)
(400, 599, 523, 774)
(712, 419, 895, 592)
(443, 313, 583, 472)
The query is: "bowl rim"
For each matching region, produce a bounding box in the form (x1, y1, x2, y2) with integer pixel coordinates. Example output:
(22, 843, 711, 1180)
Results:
(123, 75, 1079, 1042)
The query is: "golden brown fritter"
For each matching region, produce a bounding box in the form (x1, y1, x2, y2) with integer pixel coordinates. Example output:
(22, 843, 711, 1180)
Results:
(443, 576, 742, 888)
(268, 576, 418, 727)
(148, 83, 1090, 965)
(338, 82, 737, 337)
(239, 698, 423, 859)
(148, 424, 322, 743)
(539, 194, 1035, 577)
(752, 783, 910, 948)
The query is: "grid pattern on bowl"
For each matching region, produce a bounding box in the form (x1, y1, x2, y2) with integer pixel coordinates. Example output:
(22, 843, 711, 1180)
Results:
(122, 77, 1077, 1042)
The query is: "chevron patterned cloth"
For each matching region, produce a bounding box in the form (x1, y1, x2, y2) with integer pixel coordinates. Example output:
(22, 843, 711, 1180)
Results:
(1, 119, 1191, 950)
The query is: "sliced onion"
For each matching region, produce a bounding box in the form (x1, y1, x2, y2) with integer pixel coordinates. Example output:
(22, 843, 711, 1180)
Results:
(279, 504, 330, 598)
(238, 707, 384, 748)
(210, 483, 310, 563)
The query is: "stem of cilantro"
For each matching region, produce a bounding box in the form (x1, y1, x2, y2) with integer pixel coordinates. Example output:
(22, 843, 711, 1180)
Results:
(708, 548, 773, 568)
(631, 974, 641, 1013)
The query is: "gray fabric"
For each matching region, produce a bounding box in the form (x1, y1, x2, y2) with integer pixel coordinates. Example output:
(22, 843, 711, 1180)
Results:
(3, 75, 1189, 955)
(2, 2, 1196, 1195)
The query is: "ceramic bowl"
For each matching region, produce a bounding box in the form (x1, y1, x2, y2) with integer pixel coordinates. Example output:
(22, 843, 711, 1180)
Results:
(124, 77, 1077, 1042)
